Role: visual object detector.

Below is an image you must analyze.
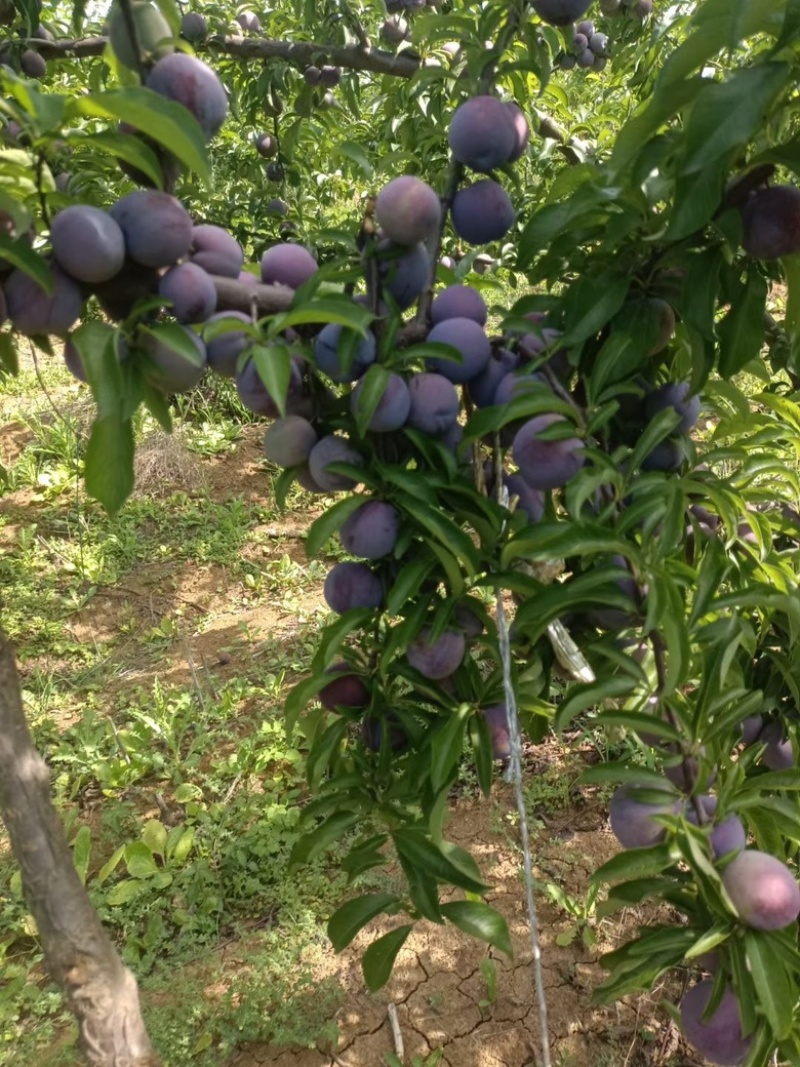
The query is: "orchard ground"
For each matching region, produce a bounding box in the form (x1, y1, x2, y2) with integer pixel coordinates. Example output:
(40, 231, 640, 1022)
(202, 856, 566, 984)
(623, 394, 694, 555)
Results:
(1, 348, 759, 1067)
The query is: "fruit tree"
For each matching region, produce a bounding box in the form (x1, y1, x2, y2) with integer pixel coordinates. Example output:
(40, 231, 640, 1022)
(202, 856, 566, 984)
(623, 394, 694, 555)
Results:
(1, 0, 800, 1065)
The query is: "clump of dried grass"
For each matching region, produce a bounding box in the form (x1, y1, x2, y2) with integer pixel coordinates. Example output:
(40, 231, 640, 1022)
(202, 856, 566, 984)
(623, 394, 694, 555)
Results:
(133, 428, 207, 498)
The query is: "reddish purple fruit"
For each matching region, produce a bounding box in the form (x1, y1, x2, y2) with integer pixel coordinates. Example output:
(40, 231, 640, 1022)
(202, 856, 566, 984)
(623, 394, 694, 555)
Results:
(6, 264, 83, 337)
(405, 373, 459, 435)
(609, 782, 681, 849)
(513, 414, 584, 491)
(180, 12, 207, 41)
(378, 240, 430, 310)
(505, 102, 530, 162)
(427, 317, 491, 383)
(159, 262, 217, 323)
(431, 284, 487, 327)
(451, 180, 515, 245)
(723, 849, 800, 930)
(263, 415, 317, 469)
(481, 703, 511, 759)
(448, 95, 517, 173)
(236, 354, 304, 416)
(361, 712, 407, 752)
(340, 501, 401, 559)
(308, 435, 363, 492)
(110, 190, 193, 269)
(351, 372, 411, 432)
(190, 225, 244, 278)
(255, 132, 278, 158)
(93, 260, 160, 321)
(314, 324, 376, 382)
(407, 628, 466, 679)
(324, 561, 383, 614)
(680, 981, 752, 1067)
(742, 186, 800, 260)
(468, 347, 518, 407)
(319, 664, 370, 711)
(50, 205, 126, 284)
(532, 0, 592, 26)
(141, 326, 207, 394)
(260, 243, 318, 289)
(204, 311, 252, 377)
(645, 382, 701, 433)
(375, 175, 442, 247)
(146, 53, 228, 140)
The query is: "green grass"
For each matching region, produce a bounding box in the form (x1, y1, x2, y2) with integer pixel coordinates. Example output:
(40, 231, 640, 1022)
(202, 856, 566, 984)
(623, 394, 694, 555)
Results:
(0, 379, 356, 1067)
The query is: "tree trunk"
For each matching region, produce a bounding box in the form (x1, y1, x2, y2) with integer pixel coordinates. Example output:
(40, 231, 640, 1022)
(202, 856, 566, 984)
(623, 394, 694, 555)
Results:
(0, 631, 159, 1067)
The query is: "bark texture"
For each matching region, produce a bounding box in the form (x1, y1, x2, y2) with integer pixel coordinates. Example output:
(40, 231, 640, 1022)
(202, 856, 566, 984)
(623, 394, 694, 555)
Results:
(0, 632, 159, 1067)
(211, 274, 296, 315)
(30, 33, 421, 78)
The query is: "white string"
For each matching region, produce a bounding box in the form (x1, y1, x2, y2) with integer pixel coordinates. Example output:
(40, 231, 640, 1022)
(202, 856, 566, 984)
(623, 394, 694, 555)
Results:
(495, 482, 552, 1067)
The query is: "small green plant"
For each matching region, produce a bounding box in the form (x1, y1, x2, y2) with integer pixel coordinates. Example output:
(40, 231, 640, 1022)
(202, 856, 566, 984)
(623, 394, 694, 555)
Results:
(385, 1049, 443, 1067)
(478, 956, 498, 1013)
(543, 880, 600, 950)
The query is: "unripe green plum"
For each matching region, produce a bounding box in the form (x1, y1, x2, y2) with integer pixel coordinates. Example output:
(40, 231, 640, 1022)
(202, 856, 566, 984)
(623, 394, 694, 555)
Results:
(448, 95, 517, 173)
(451, 180, 515, 245)
(407, 627, 466, 679)
(109, 1, 172, 70)
(340, 500, 401, 559)
(679, 981, 752, 1067)
(146, 53, 228, 140)
(51, 205, 126, 284)
(375, 175, 441, 247)
(722, 849, 800, 931)
(263, 415, 317, 469)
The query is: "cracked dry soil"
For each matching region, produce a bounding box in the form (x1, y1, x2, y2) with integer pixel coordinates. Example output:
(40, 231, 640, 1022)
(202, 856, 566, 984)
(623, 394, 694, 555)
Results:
(227, 774, 682, 1067)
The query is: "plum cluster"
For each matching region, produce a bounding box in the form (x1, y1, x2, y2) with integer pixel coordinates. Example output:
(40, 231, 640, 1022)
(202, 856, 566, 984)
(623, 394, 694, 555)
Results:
(558, 20, 609, 71)
(447, 95, 527, 245)
(600, 0, 653, 16)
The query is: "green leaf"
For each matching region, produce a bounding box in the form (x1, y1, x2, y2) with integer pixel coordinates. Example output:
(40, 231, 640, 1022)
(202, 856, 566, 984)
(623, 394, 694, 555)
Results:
(290, 811, 360, 867)
(560, 272, 630, 346)
(0, 236, 52, 292)
(252, 344, 291, 417)
(385, 556, 435, 616)
(745, 932, 796, 1039)
(139, 322, 205, 367)
(85, 130, 166, 189)
(440, 901, 512, 957)
(73, 88, 210, 186)
(169, 827, 195, 865)
(361, 924, 414, 992)
(392, 829, 489, 893)
(72, 826, 91, 887)
(592, 844, 676, 885)
(141, 819, 167, 858)
(124, 842, 159, 879)
(85, 416, 134, 515)
(96, 844, 125, 886)
(305, 495, 365, 558)
(717, 268, 769, 378)
(273, 297, 372, 334)
(106, 878, 146, 905)
(430, 708, 469, 793)
(327, 892, 401, 953)
(352, 363, 390, 437)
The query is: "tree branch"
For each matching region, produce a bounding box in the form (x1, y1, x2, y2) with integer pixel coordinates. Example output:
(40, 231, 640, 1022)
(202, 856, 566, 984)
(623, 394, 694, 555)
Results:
(28, 33, 421, 79)
(0, 630, 159, 1067)
(211, 274, 295, 315)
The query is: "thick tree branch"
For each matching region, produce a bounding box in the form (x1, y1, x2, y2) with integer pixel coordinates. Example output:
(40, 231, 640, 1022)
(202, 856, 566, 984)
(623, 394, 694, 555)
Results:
(28, 34, 421, 79)
(211, 275, 295, 315)
(0, 631, 159, 1067)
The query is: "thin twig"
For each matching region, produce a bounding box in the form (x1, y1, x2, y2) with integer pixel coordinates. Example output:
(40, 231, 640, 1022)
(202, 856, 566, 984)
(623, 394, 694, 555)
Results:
(387, 1003, 404, 1060)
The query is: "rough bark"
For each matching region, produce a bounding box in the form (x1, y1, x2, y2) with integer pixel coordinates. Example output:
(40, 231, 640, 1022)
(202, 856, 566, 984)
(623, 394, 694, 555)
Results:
(211, 274, 296, 316)
(0, 631, 159, 1067)
(29, 33, 421, 79)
